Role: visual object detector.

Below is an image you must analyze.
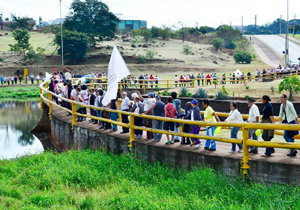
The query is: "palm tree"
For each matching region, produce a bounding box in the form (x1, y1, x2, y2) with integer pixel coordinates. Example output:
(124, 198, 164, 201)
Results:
(278, 75, 300, 101)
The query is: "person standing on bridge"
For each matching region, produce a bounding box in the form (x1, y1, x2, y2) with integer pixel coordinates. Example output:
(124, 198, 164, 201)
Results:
(119, 92, 130, 134)
(164, 97, 178, 145)
(148, 95, 165, 142)
(171, 92, 181, 143)
(130, 95, 144, 139)
(247, 97, 260, 154)
(261, 95, 275, 157)
(279, 94, 299, 157)
(138, 91, 155, 140)
(225, 102, 244, 153)
(203, 100, 220, 151)
(190, 99, 203, 148)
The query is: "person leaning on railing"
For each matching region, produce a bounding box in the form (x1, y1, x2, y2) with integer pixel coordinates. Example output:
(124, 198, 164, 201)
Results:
(261, 95, 275, 157)
(203, 99, 220, 151)
(138, 91, 155, 140)
(130, 95, 144, 139)
(164, 97, 178, 145)
(247, 97, 260, 154)
(118, 92, 130, 134)
(279, 94, 299, 157)
(225, 102, 244, 153)
(147, 95, 165, 142)
(190, 99, 203, 149)
(95, 89, 104, 128)
(178, 102, 192, 145)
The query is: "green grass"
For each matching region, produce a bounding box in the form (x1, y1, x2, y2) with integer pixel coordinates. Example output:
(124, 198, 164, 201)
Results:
(0, 86, 40, 99)
(0, 31, 57, 55)
(0, 150, 300, 209)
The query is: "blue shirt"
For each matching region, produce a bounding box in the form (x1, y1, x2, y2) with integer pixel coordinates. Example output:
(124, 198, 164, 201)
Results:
(154, 101, 165, 117)
(262, 102, 273, 119)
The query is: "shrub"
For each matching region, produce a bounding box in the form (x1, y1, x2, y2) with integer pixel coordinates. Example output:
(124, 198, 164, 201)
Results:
(222, 85, 229, 96)
(271, 86, 274, 93)
(145, 50, 158, 59)
(0, 57, 4, 62)
(179, 87, 191, 97)
(210, 38, 224, 51)
(245, 95, 249, 99)
(245, 86, 249, 90)
(193, 88, 208, 98)
(233, 51, 253, 64)
(183, 44, 193, 55)
(162, 90, 168, 96)
(215, 91, 230, 100)
(137, 55, 146, 64)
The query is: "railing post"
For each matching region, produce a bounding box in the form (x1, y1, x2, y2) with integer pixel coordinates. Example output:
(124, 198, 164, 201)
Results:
(118, 99, 122, 122)
(40, 88, 43, 111)
(167, 80, 169, 89)
(72, 102, 77, 129)
(129, 115, 135, 147)
(192, 79, 195, 88)
(92, 78, 94, 88)
(46, 81, 49, 98)
(119, 81, 122, 95)
(143, 80, 146, 94)
(48, 93, 53, 120)
(241, 126, 250, 180)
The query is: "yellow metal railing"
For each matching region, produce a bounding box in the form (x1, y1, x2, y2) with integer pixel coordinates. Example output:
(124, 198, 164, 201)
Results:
(71, 70, 300, 93)
(39, 79, 300, 179)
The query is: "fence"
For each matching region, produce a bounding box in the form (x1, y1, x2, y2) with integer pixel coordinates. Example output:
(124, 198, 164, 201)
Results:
(75, 70, 300, 93)
(39, 79, 300, 179)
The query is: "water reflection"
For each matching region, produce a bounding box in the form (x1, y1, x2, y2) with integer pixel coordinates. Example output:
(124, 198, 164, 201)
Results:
(0, 101, 44, 159)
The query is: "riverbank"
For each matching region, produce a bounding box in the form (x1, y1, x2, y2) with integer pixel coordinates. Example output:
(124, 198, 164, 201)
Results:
(0, 86, 40, 99)
(0, 150, 299, 209)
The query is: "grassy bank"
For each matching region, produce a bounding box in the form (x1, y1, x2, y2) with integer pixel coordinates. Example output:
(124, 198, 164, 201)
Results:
(0, 150, 299, 209)
(0, 86, 40, 99)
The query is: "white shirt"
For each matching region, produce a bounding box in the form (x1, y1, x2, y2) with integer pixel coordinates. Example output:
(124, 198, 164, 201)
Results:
(144, 98, 155, 112)
(65, 72, 72, 80)
(248, 104, 260, 123)
(226, 109, 244, 123)
(121, 97, 130, 110)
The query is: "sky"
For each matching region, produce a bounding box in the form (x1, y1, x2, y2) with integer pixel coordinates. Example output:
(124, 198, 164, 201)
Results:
(1, 0, 300, 28)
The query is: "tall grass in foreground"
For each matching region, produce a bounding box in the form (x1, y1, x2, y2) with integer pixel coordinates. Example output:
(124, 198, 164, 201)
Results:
(0, 86, 40, 99)
(0, 150, 300, 209)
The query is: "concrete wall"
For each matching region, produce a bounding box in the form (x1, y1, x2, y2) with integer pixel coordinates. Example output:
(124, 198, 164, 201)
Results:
(35, 102, 300, 185)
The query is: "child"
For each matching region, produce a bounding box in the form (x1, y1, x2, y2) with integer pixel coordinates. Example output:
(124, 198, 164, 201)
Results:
(190, 99, 202, 148)
(178, 102, 192, 144)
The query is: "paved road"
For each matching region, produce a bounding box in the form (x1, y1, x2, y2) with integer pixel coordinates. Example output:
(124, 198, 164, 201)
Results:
(255, 35, 300, 63)
(250, 36, 282, 67)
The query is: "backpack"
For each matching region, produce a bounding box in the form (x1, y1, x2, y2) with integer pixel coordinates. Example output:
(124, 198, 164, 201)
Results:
(134, 102, 140, 114)
(173, 99, 181, 116)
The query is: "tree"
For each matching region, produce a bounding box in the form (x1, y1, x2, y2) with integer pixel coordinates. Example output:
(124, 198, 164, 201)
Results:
(216, 25, 241, 49)
(210, 38, 224, 52)
(159, 25, 172, 40)
(233, 51, 252, 64)
(10, 14, 35, 30)
(9, 29, 32, 60)
(150, 26, 161, 38)
(26, 47, 45, 70)
(64, 0, 119, 44)
(0, 14, 3, 30)
(54, 30, 89, 64)
(278, 75, 300, 101)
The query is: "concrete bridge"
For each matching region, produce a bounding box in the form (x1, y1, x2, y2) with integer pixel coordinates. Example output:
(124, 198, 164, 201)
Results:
(33, 99, 300, 185)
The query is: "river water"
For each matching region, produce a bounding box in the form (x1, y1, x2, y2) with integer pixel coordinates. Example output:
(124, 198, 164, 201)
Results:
(0, 101, 47, 159)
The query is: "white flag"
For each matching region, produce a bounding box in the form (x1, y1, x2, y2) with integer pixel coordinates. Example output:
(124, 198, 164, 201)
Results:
(45, 72, 52, 82)
(102, 45, 130, 105)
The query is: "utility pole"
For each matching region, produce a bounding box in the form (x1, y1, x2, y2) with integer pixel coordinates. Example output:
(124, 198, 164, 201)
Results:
(255, 15, 257, 30)
(280, 15, 282, 34)
(285, 0, 289, 68)
(241, 17, 243, 33)
(293, 13, 296, 36)
(60, 0, 64, 66)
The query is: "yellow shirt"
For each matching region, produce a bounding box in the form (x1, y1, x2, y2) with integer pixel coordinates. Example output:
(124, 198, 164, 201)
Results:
(204, 106, 216, 122)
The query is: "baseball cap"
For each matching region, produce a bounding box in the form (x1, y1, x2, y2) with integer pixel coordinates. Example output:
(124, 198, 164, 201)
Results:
(148, 92, 154, 97)
(191, 99, 198, 105)
(155, 95, 161, 99)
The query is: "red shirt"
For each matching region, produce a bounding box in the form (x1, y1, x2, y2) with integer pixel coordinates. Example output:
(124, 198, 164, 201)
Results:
(164, 103, 177, 118)
(149, 76, 154, 80)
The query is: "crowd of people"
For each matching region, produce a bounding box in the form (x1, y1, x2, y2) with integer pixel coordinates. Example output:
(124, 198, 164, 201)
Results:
(46, 70, 299, 158)
(0, 73, 42, 85)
